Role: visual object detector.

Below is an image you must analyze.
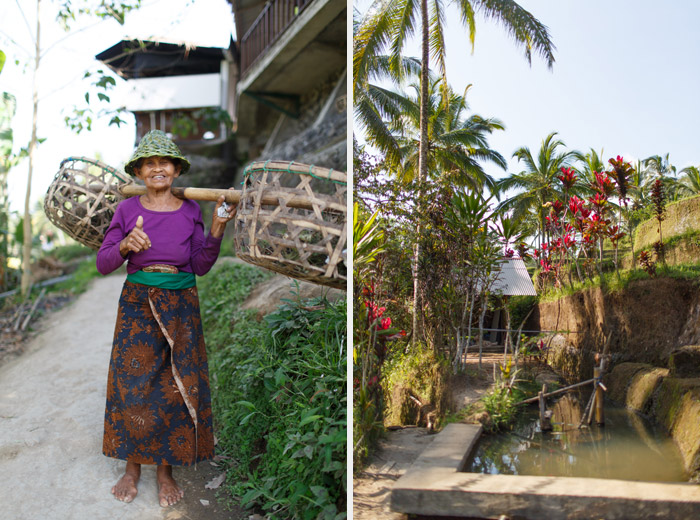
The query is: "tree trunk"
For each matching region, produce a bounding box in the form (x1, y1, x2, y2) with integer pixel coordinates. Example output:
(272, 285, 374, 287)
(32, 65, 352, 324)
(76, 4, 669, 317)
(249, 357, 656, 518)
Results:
(477, 293, 488, 371)
(464, 286, 476, 372)
(21, 0, 41, 298)
(411, 0, 430, 348)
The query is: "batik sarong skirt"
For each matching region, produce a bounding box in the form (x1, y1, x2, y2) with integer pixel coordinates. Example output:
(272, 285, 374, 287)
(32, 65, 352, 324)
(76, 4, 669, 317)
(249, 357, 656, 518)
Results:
(103, 281, 215, 465)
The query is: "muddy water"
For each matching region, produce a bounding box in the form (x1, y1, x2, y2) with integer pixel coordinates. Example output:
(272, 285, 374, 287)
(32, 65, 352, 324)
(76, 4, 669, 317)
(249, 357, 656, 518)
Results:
(466, 394, 688, 482)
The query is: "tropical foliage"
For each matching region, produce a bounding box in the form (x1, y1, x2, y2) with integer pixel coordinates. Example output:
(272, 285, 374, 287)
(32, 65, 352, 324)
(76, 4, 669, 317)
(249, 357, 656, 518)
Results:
(200, 264, 347, 520)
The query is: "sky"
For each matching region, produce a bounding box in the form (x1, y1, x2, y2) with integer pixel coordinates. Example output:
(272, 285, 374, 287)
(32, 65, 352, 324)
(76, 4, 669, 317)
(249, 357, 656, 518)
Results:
(355, 0, 700, 184)
(0, 0, 235, 213)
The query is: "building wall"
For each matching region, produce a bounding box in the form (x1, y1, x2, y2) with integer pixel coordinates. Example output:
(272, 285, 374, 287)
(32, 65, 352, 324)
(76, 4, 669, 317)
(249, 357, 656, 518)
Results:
(246, 68, 346, 174)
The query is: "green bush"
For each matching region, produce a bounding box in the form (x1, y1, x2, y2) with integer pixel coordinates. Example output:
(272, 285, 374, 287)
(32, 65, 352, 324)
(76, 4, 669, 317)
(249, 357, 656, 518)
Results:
(54, 254, 99, 294)
(200, 263, 347, 520)
(50, 243, 94, 262)
(507, 295, 538, 330)
(481, 386, 516, 431)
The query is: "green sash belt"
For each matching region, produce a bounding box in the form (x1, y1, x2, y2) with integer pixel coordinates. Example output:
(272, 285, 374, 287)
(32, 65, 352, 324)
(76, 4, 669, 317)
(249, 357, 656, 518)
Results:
(126, 270, 196, 289)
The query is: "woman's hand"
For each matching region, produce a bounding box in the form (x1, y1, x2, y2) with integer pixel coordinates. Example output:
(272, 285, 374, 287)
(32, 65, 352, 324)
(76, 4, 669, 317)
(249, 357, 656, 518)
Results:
(211, 190, 237, 239)
(119, 215, 151, 257)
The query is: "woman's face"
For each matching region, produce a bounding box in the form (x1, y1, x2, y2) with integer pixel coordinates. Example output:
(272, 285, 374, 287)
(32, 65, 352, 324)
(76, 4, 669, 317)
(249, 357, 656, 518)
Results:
(134, 156, 181, 191)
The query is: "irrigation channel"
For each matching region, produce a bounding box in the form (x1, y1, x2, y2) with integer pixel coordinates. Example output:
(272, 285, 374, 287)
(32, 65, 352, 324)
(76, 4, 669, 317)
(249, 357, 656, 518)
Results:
(391, 356, 700, 519)
(465, 392, 688, 482)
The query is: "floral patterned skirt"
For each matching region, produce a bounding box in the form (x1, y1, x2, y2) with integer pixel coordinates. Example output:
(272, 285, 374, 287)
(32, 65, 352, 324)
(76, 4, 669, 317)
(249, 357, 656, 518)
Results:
(103, 281, 215, 465)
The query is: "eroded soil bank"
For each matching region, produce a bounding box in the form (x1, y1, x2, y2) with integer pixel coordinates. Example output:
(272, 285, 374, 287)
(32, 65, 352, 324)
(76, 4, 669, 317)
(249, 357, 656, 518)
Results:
(532, 277, 700, 381)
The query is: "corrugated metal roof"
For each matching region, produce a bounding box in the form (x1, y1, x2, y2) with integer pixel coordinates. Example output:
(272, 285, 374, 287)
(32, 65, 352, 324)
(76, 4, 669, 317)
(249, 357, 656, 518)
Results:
(491, 257, 537, 296)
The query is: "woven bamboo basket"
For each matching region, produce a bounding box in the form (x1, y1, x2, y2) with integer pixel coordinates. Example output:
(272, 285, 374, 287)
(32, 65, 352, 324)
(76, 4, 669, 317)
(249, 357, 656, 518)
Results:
(232, 160, 347, 289)
(44, 157, 132, 250)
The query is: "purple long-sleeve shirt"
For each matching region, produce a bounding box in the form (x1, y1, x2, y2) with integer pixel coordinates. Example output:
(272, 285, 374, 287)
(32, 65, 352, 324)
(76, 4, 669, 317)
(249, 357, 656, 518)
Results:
(96, 196, 222, 276)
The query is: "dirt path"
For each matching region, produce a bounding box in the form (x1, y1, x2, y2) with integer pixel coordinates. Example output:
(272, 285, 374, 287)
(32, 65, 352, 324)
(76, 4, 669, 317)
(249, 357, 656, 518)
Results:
(0, 274, 244, 520)
(352, 354, 501, 519)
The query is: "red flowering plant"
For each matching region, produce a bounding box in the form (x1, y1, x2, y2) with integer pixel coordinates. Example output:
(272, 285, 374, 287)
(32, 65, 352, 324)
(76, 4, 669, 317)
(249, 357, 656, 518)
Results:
(607, 155, 635, 271)
(557, 167, 578, 191)
(651, 178, 666, 264)
(515, 242, 530, 260)
(536, 163, 630, 290)
(536, 169, 586, 288)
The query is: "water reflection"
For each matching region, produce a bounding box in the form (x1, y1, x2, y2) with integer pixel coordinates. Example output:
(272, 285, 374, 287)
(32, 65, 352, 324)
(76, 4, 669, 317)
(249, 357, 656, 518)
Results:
(466, 393, 687, 482)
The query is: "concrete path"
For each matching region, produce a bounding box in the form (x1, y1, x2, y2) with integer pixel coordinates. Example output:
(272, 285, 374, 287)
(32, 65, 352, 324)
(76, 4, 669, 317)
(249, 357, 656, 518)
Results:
(0, 274, 241, 520)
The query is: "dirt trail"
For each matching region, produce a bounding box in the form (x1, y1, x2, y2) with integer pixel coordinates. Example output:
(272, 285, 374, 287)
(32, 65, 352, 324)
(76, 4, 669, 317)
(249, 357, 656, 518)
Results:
(0, 274, 243, 520)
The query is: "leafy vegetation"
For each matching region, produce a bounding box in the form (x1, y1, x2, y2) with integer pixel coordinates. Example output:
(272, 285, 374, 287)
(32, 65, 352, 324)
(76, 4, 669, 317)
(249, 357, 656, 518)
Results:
(199, 263, 347, 520)
(53, 255, 99, 294)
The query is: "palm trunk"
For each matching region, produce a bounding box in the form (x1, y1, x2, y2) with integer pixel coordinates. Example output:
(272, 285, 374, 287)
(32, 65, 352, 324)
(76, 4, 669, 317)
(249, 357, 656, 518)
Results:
(21, 0, 41, 298)
(411, 0, 430, 348)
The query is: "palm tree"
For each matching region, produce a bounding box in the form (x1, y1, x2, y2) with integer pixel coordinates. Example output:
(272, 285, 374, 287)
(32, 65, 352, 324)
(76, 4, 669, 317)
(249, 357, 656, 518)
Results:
(628, 158, 653, 211)
(678, 166, 700, 198)
(577, 148, 605, 195)
(355, 0, 555, 345)
(495, 132, 579, 248)
(355, 0, 555, 184)
(644, 154, 682, 200)
(355, 55, 506, 190)
(383, 80, 507, 190)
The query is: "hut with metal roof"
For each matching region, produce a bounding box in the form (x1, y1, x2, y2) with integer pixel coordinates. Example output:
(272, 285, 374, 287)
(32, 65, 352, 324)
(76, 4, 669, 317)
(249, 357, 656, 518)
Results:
(487, 256, 536, 344)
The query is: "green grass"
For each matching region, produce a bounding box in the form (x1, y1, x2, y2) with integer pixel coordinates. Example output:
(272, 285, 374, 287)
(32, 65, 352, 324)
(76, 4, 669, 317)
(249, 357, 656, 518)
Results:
(53, 254, 99, 295)
(537, 261, 700, 303)
(50, 243, 94, 263)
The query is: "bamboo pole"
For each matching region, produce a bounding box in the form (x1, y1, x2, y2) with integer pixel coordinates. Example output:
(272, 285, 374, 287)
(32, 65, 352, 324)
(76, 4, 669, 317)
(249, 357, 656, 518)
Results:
(594, 359, 606, 425)
(516, 378, 596, 405)
(87, 181, 344, 212)
(118, 184, 328, 212)
(539, 384, 552, 431)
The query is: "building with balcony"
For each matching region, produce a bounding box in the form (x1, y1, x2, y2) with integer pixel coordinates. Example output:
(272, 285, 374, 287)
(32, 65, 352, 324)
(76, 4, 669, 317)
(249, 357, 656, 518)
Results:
(230, 0, 346, 171)
(96, 0, 346, 189)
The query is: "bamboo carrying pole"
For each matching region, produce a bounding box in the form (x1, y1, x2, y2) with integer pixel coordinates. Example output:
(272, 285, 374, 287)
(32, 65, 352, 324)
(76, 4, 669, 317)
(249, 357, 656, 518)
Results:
(85, 181, 335, 213)
(116, 184, 324, 212)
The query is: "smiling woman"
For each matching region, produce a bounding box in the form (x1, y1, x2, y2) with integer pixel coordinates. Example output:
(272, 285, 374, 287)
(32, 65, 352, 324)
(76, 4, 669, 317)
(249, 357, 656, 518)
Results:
(96, 129, 237, 507)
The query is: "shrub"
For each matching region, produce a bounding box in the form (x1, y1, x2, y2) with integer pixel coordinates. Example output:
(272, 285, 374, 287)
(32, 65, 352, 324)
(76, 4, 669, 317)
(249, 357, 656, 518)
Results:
(200, 263, 347, 520)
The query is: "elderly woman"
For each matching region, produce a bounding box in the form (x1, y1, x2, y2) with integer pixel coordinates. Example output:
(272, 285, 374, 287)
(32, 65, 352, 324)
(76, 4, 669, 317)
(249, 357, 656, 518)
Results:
(96, 130, 235, 507)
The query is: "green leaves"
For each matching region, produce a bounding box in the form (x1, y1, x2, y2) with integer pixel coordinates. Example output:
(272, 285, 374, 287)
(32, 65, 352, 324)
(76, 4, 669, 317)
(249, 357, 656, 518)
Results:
(200, 263, 347, 519)
(55, 0, 143, 31)
(353, 202, 385, 280)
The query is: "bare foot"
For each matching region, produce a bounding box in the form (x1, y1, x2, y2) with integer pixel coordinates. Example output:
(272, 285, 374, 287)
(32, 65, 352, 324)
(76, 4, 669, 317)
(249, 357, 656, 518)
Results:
(157, 465, 184, 507)
(111, 461, 141, 503)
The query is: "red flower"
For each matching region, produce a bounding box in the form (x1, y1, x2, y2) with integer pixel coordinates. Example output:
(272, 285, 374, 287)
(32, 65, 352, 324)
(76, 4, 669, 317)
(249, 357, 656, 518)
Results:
(558, 167, 578, 190)
(568, 195, 584, 214)
(589, 193, 608, 210)
(593, 171, 616, 197)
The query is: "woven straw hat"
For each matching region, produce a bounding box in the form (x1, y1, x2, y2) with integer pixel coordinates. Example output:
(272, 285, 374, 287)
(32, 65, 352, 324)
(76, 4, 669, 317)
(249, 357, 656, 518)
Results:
(124, 130, 191, 175)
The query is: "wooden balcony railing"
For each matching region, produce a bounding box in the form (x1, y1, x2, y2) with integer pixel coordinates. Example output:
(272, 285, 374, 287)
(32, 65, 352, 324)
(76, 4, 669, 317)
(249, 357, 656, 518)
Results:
(240, 0, 312, 76)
